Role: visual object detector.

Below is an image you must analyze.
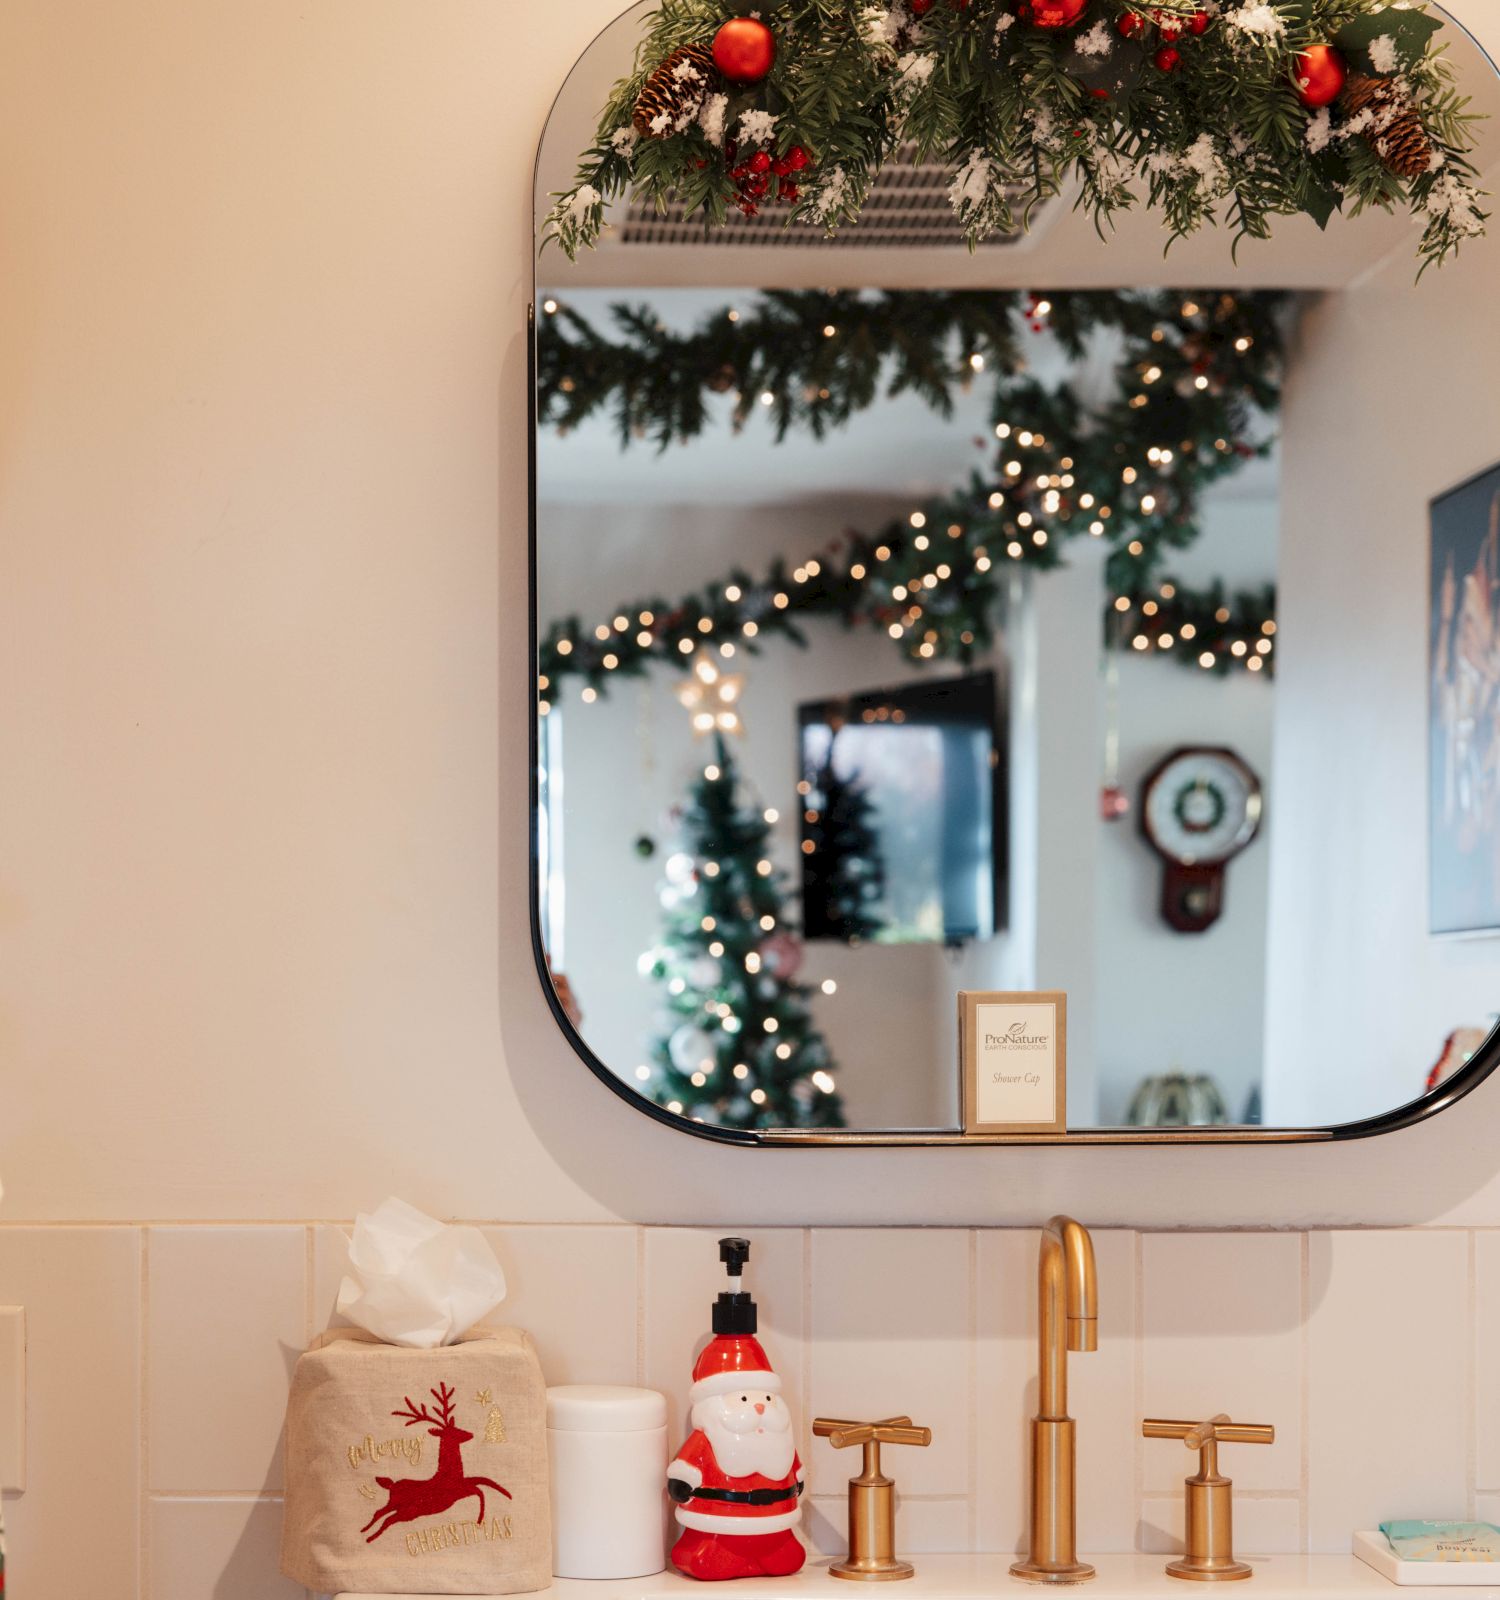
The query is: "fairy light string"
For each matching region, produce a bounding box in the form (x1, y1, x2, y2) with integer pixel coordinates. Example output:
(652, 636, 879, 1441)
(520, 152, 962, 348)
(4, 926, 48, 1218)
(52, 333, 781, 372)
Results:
(536, 287, 1282, 711)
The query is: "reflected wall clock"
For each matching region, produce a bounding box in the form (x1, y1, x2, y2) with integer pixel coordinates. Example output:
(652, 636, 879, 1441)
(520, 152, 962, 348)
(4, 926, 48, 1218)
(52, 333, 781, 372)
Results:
(1140, 746, 1263, 933)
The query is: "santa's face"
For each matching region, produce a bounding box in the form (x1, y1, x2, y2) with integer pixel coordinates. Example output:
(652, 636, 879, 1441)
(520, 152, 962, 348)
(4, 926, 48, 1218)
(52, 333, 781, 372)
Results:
(696, 1386, 795, 1481)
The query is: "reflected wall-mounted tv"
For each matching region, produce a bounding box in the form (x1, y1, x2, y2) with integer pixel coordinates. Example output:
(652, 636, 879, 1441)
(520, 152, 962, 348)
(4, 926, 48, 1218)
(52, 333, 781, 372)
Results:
(798, 669, 1006, 946)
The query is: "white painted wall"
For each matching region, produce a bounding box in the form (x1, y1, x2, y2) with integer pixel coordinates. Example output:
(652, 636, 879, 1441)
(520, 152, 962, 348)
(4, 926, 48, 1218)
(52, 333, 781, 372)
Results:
(1263, 228, 1500, 1128)
(6, 0, 1500, 1231)
(1093, 658, 1276, 1124)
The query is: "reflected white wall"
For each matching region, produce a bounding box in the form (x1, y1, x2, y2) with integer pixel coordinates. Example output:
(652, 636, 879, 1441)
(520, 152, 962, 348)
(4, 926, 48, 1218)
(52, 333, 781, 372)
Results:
(1265, 223, 1500, 1127)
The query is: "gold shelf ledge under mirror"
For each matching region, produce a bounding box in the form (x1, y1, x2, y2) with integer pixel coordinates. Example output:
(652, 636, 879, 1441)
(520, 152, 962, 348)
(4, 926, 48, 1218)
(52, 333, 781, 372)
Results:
(528, 0, 1500, 1148)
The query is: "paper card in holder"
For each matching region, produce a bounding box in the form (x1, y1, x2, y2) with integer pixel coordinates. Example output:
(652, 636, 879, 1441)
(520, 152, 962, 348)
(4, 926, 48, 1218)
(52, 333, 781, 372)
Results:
(960, 990, 1066, 1135)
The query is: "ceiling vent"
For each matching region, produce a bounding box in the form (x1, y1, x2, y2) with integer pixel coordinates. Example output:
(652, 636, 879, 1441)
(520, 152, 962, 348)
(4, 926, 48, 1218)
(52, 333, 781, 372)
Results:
(615, 147, 1055, 250)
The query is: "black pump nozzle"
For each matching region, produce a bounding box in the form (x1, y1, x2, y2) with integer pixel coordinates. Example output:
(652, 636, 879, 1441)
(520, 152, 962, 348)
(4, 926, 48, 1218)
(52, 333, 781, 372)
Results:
(713, 1236, 757, 1334)
(720, 1237, 751, 1277)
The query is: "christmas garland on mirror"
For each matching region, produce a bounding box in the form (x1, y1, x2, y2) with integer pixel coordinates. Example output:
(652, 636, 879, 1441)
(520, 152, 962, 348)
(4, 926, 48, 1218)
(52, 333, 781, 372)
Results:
(538, 286, 1281, 689)
(543, 0, 1486, 272)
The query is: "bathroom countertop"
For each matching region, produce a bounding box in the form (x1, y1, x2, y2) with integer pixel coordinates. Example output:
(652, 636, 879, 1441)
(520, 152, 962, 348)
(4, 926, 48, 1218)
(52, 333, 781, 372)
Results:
(335, 1550, 1500, 1599)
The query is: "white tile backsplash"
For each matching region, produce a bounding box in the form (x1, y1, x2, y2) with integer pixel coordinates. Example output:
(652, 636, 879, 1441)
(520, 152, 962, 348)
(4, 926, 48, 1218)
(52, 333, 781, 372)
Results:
(150, 1497, 303, 1600)
(3, 1219, 1496, 1598)
(809, 1228, 972, 1498)
(483, 1224, 639, 1387)
(148, 1226, 307, 1493)
(1142, 1232, 1302, 1493)
(1476, 1232, 1500, 1493)
(1307, 1229, 1470, 1550)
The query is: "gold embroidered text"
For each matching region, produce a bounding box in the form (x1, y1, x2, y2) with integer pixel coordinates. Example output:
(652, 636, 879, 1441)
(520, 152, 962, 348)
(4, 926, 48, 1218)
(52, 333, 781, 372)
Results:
(347, 1433, 424, 1472)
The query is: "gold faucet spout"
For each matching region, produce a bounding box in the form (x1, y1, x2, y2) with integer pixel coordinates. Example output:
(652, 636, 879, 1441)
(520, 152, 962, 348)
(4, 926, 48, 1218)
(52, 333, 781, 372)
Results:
(1013, 1216, 1098, 1585)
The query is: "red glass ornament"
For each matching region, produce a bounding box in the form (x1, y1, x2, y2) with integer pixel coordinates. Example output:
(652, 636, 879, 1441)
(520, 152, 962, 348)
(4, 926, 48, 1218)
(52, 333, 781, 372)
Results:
(712, 17, 777, 84)
(1153, 43, 1181, 69)
(1029, 0, 1088, 27)
(1117, 10, 1147, 36)
(1292, 43, 1347, 108)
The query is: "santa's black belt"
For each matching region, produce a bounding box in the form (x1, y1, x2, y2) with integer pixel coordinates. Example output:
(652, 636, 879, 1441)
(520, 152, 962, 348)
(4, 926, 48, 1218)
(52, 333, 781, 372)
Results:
(689, 1484, 804, 1505)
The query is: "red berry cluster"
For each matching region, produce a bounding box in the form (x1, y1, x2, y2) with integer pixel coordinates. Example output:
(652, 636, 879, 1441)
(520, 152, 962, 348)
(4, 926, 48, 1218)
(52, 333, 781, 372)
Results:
(1117, 6, 1208, 70)
(727, 141, 810, 216)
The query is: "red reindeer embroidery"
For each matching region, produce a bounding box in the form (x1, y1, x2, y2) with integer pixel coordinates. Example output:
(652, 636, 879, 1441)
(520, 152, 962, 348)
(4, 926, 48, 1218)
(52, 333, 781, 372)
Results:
(360, 1381, 511, 1544)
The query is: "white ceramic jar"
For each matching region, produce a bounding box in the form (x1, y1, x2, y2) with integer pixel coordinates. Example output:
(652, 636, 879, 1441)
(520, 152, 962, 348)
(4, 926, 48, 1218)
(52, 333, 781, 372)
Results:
(547, 1384, 669, 1580)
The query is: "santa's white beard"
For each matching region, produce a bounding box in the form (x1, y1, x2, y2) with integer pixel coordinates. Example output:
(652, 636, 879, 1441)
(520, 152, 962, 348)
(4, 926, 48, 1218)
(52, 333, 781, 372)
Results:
(696, 1395, 795, 1481)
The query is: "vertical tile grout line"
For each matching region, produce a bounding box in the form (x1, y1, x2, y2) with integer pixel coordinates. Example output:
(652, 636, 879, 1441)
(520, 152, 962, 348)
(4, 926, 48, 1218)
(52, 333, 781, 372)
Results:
(1299, 1230, 1310, 1552)
(139, 1227, 151, 1600)
(1132, 1230, 1144, 1554)
(801, 1228, 813, 1481)
(304, 1224, 316, 1347)
(635, 1226, 647, 1389)
(967, 1228, 979, 1553)
(1467, 1229, 1478, 1520)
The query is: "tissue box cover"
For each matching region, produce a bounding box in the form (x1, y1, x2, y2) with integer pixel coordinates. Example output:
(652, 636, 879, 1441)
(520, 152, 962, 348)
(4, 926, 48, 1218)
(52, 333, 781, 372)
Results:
(282, 1327, 551, 1594)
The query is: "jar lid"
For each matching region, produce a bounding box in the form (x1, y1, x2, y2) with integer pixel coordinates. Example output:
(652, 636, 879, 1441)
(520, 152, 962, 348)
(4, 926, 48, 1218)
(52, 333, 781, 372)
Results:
(547, 1384, 667, 1433)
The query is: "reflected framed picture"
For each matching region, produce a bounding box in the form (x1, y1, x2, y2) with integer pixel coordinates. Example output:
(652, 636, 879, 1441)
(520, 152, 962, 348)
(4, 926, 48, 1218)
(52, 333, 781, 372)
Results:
(1430, 460, 1500, 937)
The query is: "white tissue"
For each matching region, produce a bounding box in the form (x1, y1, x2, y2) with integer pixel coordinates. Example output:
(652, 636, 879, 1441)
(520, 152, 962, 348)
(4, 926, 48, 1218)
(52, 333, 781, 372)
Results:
(335, 1196, 508, 1348)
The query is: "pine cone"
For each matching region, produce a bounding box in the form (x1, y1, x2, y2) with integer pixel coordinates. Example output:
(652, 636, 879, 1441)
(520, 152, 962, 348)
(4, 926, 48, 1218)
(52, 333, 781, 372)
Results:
(631, 42, 720, 138)
(1343, 72, 1434, 179)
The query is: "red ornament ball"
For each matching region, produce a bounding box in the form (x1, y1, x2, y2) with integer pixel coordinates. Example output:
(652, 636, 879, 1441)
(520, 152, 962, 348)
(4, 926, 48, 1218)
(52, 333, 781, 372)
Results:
(1153, 42, 1182, 69)
(712, 17, 776, 84)
(1292, 43, 1347, 108)
(1117, 10, 1147, 36)
(1029, 0, 1089, 27)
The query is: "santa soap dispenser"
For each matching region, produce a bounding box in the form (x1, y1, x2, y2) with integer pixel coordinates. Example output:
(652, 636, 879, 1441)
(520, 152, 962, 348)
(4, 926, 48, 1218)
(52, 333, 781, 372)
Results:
(667, 1237, 807, 1581)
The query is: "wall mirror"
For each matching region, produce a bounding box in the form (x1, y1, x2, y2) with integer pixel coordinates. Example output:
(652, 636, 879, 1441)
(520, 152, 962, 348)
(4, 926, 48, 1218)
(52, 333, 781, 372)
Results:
(530, 0, 1500, 1144)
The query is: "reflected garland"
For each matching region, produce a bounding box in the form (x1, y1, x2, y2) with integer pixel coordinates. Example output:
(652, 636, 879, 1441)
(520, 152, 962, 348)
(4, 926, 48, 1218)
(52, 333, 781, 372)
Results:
(537, 288, 1282, 693)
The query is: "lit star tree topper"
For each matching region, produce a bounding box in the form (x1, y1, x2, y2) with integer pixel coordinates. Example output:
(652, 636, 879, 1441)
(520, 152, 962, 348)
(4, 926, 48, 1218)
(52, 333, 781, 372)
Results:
(676, 650, 745, 738)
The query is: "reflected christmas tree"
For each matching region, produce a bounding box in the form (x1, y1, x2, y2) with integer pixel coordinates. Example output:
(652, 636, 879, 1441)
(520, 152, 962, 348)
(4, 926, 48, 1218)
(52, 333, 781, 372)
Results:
(802, 735, 885, 944)
(639, 735, 845, 1130)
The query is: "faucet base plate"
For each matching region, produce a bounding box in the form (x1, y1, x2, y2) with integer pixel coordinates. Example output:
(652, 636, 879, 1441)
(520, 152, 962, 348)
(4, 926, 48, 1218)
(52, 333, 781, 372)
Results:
(1165, 1558, 1253, 1582)
(1010, 1560, 1097, 1584)
(830, 1558, 916, 1582)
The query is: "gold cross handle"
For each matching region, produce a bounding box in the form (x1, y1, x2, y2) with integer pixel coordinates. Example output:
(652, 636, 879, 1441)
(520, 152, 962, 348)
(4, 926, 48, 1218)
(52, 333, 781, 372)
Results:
(1143, 1415, 1275, 1452)
(812, 1418, 932, 1582)
(1142, 1415, 1275, 1581)
(814, 1415, 932, 1451)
